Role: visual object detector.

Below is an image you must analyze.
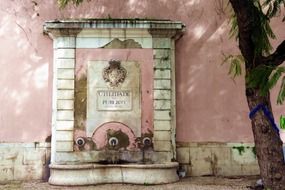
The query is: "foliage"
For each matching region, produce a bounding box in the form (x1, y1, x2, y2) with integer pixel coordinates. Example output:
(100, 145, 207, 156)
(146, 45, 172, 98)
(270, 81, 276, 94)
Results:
(228, 0, 285, 104)
(222, 54, 243, 79)
(280, 115, 285, 129)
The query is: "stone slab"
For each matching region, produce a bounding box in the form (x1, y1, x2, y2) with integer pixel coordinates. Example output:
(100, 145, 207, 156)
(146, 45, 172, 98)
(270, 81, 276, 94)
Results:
(87, 60, 141, 137)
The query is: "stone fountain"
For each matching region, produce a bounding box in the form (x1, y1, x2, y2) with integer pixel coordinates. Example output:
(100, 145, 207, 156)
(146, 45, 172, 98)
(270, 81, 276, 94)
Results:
(44, 19, 184, 185)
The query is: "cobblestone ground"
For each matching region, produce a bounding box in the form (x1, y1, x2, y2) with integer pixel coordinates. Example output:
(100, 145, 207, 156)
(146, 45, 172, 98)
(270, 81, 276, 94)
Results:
(0, 176, 258, 190)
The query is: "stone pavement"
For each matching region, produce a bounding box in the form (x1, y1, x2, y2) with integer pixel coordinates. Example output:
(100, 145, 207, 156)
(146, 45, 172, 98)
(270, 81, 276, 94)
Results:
(0, 176, 258, 190)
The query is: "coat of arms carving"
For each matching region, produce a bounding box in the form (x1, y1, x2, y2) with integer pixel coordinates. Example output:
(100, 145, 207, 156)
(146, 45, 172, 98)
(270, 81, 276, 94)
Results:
(102, 60, 127, 87)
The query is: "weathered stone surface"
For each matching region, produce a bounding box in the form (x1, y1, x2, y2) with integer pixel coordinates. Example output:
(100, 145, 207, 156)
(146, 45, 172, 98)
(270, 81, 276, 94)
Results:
(190, 146, 213, 176)
(57, 69, 74, 79)
(56, 141, 73, 152)
(57, 100, 74, 110)
(23, 150, 46, 165)
(54, 37, 76, 49)
(153, 49, 170, 59)
(177, 147, 190, 164)
(154, 70, 171, 79)
(57, 111, 74, 121)
(55, 131, 73, 141)
(154, 111, 171, 120)
(154, 131, 171, 141)
(57, 79, 74, 89)
(154, 90, 171, 99)
(57, 90, 74, 100)
(0, 143, 51, 182)
(56, 59, 75, 69)
(49, 162, 179, 185)
(153, 141, 172, 151)
(56, 121, 74, 130)
(56, 49, 75, 59)
(154, 120, 171, 131)
(153, 38, 171, 49)
(154, 79, 171, 89)
(154, 100, 171, 110)
(154, 59, 171, 69)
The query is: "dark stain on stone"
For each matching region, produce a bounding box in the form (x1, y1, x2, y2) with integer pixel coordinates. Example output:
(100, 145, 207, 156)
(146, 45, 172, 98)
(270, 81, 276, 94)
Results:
(74, 75, 87, 129)
(74, 137, 97, 151)
(45, 135, 51, 142)
(135, 130, 153, 150)
(102, 38, 142, 49)
(107, 129, 130, 150)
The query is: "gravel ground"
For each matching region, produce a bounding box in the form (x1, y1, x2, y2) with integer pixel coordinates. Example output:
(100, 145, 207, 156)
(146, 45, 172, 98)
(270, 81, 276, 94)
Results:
(0, 176, 259, 190)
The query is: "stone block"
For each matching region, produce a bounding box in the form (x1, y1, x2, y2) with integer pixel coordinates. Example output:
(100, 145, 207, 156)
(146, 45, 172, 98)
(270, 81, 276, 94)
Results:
(153, 141, 172, 151)
(56, 59, 75, 69)
(154, 69, 171, 79)
(153, 49, 170, 59)
(54, 37, 76, 48)
(154, 90, 171, 99)
(57, 79, 74, 89)
(190, 146, 212, 176)
(154, 131, 171, 141)
(56, 49, 75, 59)
(210, 147, 232, 176)
(154, 120, 171, 131)
(56, 141, 73, 152)
(57, 90, 74, 100)
(57, 100, 74, 110)
(57, 69, 75, 79)
(154, 59, 171, 69)
(177, 147, 190, 164)
(0, 150, 19, 166)
(241, 164, 260, 175)
(153, 38, 171, 49)
(0, 166, 14, 181)
(56, 121, 74, 130)
(154, 100, 171, 110)
(154, 79, 171, 90)
(231, 145, 257, 164)
(14, 164, 43, 180)
(56, 131, 73, 141)
(23, 149, 46, 165)
(154, 111, 171, 120)
(57, 110, 74, 121)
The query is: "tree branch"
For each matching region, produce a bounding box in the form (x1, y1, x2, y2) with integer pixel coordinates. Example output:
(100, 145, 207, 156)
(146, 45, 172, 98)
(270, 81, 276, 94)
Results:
(264, 40, 285, 67)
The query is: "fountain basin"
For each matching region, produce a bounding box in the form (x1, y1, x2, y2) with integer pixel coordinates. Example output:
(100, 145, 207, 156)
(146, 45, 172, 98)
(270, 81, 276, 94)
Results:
(49, 162, 179, 185)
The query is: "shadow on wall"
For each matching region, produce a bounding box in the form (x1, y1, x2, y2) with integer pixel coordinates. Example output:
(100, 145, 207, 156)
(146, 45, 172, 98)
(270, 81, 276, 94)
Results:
(2, 0, 283, 143)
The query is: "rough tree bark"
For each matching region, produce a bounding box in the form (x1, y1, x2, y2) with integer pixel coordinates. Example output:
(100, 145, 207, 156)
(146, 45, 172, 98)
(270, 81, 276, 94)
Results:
(229, 0, 285, 189)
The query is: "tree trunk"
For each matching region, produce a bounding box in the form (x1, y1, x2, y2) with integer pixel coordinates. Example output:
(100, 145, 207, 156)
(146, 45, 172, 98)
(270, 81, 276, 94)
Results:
(246, 86, 285, 189)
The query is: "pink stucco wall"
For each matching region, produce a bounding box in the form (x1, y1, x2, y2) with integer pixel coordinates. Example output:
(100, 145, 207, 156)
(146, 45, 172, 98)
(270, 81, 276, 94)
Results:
(0, 0, 284, 143)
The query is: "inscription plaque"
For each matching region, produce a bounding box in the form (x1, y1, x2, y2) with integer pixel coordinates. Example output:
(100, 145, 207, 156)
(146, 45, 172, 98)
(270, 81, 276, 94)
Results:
(96, 90, 132, 110)
(87, 60, 141, 137)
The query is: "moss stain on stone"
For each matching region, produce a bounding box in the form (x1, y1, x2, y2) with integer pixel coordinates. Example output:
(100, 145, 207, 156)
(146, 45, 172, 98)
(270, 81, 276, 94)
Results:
(232, 146, 246, 155)
(74, 75, 87, 129)
(107, 129, 130, 150)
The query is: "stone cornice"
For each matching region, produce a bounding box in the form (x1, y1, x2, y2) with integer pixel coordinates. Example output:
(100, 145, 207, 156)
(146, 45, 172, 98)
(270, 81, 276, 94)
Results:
(43, 19, 185, 39)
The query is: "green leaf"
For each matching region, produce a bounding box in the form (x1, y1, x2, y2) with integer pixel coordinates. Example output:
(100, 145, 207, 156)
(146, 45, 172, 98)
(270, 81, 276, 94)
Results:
(222, 54, 244, 79)
(277, 76, 285, 104)
(267, 66, 285, 90)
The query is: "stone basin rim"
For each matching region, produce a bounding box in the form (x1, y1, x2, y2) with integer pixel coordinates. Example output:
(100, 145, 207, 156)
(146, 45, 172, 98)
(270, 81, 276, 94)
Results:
(50, 162, 178, 169)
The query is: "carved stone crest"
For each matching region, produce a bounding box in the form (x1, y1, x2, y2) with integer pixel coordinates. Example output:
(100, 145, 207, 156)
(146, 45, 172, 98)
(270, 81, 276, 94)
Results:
(102, 60, 127, 87)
